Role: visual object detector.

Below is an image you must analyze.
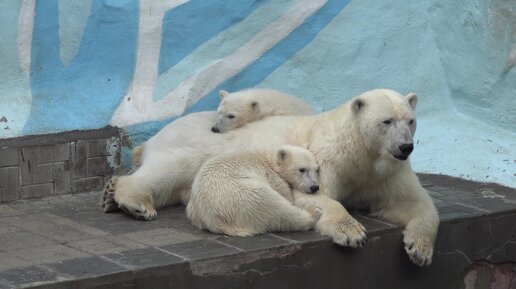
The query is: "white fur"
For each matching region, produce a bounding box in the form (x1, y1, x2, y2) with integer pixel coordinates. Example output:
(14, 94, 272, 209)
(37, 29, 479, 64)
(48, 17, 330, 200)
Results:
(186, 145, 321, 236)
(101, 89, 439, 266)
(212, 88, 314, 133)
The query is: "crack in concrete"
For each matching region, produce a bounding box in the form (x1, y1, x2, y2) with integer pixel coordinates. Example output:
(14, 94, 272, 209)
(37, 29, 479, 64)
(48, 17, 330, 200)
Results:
(189, 244, 303, 276)
(239, 268, 278, 277)
(437, 249, 472, 265)
(487, 241, 516, 261)
(225, 259, 314, 278)
(487, 222, 516, 261)
(448, 200, 490, 213)
(210, 239, 245, 252)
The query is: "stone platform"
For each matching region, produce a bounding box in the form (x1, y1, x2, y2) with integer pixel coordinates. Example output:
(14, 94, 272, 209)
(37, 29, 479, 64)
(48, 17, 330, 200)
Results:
(0, 174, 515, 289)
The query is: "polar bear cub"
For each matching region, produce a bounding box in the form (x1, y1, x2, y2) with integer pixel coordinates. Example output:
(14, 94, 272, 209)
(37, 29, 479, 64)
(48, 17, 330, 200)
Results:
(211, 88, 315, 133)
(186, 145, 322, 237)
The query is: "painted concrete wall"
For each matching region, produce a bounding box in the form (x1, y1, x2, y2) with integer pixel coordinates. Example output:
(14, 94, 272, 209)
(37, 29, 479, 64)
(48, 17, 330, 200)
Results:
(1, 0, 514, 187)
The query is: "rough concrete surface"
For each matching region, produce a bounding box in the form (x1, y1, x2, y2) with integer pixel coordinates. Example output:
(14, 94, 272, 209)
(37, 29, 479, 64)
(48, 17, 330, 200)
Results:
(0, 174, 514, 289)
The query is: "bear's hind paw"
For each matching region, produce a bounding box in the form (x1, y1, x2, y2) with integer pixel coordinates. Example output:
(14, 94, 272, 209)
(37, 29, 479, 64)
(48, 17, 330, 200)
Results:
(100, 176, 119, 213)
(118, 201, 157, 221)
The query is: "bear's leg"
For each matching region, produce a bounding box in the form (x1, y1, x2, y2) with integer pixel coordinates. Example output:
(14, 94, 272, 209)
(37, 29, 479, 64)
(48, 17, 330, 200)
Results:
(192, 189, 317, 236)
(244, 189, 318, 233)
(101, 150, 206, 220)
(293, 191, 367, 248)
(272, 200, 318, 232)
(370, 171, 439, 266)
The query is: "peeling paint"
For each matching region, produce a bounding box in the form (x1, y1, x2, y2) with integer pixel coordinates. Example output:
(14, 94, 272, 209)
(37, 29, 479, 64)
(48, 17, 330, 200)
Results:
(462, 261, 516, 289)
(463, 270, 478, 289)
(492, 264, 515, 289)
(106, 136, 120, 175)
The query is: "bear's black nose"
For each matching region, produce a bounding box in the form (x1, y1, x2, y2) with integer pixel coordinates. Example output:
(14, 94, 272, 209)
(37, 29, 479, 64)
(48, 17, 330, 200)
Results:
(399, 143, 414, 155)
(310, 185, 319, 193)
(211, 127, 220, 133)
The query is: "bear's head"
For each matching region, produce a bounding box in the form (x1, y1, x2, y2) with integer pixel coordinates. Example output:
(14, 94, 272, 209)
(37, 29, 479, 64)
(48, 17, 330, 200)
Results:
(351, 89, 418, 161)
(211, 90, 260, 133)
(273, 145, 320, 194)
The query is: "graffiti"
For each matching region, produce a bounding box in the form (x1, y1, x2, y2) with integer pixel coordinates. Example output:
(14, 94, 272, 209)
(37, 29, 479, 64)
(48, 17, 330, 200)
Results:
(22, 0, 138, 134)
(8, 0, 347, 132)
(111, 0, 329, 126)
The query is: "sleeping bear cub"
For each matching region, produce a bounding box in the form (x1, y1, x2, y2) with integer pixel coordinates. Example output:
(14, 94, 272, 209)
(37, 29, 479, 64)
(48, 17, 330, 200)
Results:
(186, 145, 322, 236)
(132, 88, 314, 168)
(211, 88, 315, 133)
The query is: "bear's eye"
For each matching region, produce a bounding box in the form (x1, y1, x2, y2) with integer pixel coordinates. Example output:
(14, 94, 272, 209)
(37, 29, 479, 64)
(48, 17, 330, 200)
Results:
(299, 168, 306, 173)
(383, 119, 392, 125)
(409, 119, 414, 125)
(316, 168, 320, 174)
(227, 114, 235, 119)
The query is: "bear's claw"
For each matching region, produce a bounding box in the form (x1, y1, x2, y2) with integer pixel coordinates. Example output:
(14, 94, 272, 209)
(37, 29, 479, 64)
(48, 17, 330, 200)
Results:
(403, 233, 433, 266)
(317, 216, 367, 248)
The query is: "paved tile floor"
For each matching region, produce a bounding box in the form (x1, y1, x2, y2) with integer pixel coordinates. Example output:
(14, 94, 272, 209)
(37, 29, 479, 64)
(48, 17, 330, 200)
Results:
(0, 174, 514, 288)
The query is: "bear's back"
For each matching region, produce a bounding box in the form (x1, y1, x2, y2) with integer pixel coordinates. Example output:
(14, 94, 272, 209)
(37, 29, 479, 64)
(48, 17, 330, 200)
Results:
(248, 89, 315, 116)
(194, 150, 291, 200)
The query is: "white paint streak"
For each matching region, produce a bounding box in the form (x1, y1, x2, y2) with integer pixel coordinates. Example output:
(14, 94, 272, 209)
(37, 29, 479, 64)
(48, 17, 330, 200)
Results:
(111, 0, 327, 127)
(17, 0, 35, 78)
(503, 46, 516, 74)
(58, 0, 93, 65)
(110, 0, 189, 126)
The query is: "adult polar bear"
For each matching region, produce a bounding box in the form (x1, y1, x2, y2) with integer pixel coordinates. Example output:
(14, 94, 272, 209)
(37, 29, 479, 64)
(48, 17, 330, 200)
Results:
(101, 89, 439, 266)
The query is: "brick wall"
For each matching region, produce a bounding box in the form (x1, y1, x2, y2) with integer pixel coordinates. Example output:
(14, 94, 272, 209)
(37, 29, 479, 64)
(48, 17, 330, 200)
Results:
(0, 127, 121, 203)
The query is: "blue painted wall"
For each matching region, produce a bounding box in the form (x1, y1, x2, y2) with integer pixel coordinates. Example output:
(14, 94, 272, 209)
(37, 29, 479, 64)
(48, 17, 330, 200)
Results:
(1, 0, 514, 187)
(26, 0, 138, 133)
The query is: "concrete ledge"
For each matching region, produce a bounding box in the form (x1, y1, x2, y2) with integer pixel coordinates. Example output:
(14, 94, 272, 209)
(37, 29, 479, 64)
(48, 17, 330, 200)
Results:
(0, 126, 120, 148)
(0, 127, 121, 202)
(0, 174, 514, 289)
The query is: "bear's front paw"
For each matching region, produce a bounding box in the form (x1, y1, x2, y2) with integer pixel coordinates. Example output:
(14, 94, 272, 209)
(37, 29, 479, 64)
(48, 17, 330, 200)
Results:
(316, 216, 367, 248)
(403, 231, 434, 266)
(304, 204, 323, 221)
(100, 177, 119, 213)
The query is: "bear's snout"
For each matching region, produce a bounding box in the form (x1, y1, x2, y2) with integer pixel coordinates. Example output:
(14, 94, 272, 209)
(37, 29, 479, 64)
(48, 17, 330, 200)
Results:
(211, 126, 220, 133)
(399, 143, 414, 155)
(309, 185, 319, 193)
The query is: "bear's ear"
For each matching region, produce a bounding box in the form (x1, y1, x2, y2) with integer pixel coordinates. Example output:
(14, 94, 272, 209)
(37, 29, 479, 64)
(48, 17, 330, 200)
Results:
(351, 98, 365, 114)
(251, 101, 258, 111)
(406, 92, 417, 110)
(277, 149, 289, 165)
(219, 90, 229, 99)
